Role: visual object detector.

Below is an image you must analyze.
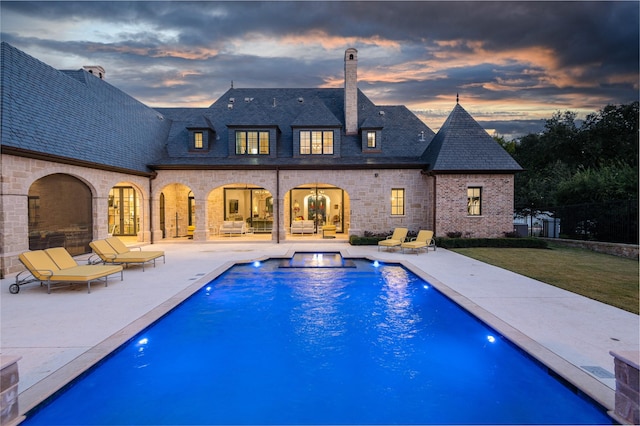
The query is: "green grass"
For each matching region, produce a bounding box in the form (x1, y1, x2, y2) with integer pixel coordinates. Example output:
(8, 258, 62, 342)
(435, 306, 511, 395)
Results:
(452, 244, 639, 314)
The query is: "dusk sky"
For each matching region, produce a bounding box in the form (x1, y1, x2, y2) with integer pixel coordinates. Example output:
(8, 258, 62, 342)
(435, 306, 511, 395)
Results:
(1, 1, 638, 138)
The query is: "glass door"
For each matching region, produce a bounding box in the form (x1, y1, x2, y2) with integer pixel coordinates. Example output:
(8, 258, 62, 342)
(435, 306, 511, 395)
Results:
(108, 186, 138, 236)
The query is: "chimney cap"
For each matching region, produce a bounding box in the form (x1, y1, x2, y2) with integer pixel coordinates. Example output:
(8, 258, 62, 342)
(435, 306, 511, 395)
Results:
(83, 65, 105, 79)
(345, 48, 358, 61)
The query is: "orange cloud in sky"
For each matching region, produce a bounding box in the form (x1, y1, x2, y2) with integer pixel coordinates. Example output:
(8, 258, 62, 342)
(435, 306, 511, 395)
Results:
(278, 30, 401, 51)
(88, 44, 219, 60)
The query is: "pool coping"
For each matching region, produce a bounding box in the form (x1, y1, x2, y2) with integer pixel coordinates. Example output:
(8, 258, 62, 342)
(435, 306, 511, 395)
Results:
(15, 249, 616, 421)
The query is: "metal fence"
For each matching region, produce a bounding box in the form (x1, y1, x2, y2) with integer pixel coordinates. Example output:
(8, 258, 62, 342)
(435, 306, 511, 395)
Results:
(548, 199, 638, 244)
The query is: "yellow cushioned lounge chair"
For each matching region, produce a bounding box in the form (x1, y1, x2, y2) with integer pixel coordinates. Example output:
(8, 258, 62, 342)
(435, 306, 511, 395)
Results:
(106, 237, 165, 266)
(13, 248, 123, 294)
(90, 238, 165, 271)
(377, 227, 408, 251)
(401, 230, 436, 254)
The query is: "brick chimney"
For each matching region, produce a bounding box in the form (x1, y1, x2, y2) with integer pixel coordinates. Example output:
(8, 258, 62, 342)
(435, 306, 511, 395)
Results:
(344, 48, 358, 135)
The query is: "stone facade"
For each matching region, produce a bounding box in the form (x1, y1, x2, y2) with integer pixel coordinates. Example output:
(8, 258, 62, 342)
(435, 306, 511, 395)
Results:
(0, 155, 150, 275)
(434, 173, 515, 238)
(2, 159, 458, 275)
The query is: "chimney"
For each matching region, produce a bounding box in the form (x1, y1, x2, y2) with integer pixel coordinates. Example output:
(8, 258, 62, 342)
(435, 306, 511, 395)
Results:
(83, 65, 105, 79)
(344, 48, 358, 135)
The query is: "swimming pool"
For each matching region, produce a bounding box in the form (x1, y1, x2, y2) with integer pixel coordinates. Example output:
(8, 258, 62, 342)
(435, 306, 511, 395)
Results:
(23, 255, 612, 425)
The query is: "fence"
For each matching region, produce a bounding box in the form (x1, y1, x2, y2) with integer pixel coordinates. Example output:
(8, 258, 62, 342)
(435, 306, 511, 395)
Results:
(545, 200, 638, 244)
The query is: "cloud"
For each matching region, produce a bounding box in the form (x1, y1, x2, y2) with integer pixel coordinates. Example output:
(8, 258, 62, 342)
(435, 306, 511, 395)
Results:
(1, 1, 637, 137)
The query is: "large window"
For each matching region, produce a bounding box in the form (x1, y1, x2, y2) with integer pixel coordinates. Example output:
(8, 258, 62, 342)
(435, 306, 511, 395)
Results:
(236, 131, 269, 155)
(391, 188, 405, 215)
(467, 187, 482, 215)
(300, 130, 333, 154)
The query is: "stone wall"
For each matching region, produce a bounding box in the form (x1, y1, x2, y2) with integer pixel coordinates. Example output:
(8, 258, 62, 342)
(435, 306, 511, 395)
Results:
(0, 155, 150, 276)
(2, 154, 517, 276)
(543, 238, 639, 260)
(434, 173, 515, 238)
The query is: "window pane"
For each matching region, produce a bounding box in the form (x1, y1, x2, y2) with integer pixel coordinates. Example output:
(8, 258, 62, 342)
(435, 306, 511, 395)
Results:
(247, 131, 258, 154)
(323, 131, 333, 154)
(300, 131, 310, 154)
(194, 132, 203, 149)
(391, 188, 405, 215)
(236, 131, 247, 154)
(311, 131, 323, 154)
(367, 131, 376, 148)
(259, 131, 269, 154)
(467, 187, 482, 215)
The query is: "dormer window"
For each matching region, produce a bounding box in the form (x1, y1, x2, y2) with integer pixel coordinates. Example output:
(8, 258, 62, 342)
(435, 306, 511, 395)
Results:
(194, 132, 203, 149)
(367, 131, 376, 148)
(361, 128, 382, 153)
(236, 130, 270, 155)
(300, 130, 333, 155)
(188, 128, 212, 152)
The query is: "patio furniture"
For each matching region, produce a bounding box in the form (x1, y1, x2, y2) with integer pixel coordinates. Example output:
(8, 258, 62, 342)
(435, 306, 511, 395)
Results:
(291, 220, 315, 235)
(89, 238, 165, 271)
(378, 227, 408, 251)
(219, 221, 247, 236)
(401, 230, 436, 254)
(322, 225, 336, 238)
(12, 248, 123, 294)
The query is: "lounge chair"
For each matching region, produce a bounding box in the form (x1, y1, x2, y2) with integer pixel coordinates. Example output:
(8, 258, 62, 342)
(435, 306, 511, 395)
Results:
(402, 230, 436, 254)
(89, 238, 165, 271)
(12, 248, 123, 294)
(378, 227, 408, 251)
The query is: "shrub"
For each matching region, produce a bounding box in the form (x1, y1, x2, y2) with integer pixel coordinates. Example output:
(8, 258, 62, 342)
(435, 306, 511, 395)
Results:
(349, 235, 385, 245)
(435, 237, 548, 249)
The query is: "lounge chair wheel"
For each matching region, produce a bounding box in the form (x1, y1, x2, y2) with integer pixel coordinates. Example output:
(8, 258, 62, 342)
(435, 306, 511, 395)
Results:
(9, 284, 20, 294)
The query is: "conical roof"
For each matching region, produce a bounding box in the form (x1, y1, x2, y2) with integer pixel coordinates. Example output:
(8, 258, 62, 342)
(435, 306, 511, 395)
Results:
(422, 103, 522, 172)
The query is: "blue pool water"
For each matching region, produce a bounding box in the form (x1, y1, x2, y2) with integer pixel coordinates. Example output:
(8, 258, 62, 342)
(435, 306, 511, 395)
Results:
(24, 256, 611, 425)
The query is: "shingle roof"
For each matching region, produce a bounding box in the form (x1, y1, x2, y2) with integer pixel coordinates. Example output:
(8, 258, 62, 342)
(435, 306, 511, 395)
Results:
(421, 103, 522, 172)
(0, 42, 169, 174)
(151, 88, 435, 167)
(2, 43, 520, 175)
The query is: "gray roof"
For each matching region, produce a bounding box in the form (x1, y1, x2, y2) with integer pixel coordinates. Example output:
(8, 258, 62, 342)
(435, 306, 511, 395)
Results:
(152, 88, 436, 168)
(2, 42, 521, 174)
(422, 103, 523, 173)
(0, 42, 169, 174)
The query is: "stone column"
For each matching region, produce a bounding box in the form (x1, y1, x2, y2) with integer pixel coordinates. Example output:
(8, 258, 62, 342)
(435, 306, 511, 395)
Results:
(609, 350, 639, 425)
(0, 356, 23, 425)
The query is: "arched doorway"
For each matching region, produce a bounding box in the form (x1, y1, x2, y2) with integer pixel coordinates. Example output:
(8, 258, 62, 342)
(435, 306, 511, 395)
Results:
(28, 174, 92, 255)
(288, 184, 348, 233)
(160, 183, 194, 238)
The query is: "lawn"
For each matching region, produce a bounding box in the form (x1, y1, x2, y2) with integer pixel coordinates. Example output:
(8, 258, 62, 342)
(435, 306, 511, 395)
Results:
(452, 244, 639, 315)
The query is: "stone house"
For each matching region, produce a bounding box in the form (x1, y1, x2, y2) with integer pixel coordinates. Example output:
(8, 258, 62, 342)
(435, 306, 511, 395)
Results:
(0, 42, 521, 276)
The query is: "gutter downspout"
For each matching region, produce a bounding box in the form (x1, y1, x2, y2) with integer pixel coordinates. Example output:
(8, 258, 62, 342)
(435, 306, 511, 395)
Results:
(276, 167, 280, 244)
(149, 172, 157, 244)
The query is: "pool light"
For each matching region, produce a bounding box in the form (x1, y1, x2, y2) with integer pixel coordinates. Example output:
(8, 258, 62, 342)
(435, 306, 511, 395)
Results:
(373, 260, 380, 267)
(253, 261, 261, 267)
(487, 335, 496, 343)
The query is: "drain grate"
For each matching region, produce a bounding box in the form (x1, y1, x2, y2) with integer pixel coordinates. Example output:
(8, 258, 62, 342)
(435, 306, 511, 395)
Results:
(581, 366, 615, 379)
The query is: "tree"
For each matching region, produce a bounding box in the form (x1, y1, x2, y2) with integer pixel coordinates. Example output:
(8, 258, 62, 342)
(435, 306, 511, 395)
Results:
(512, 102, 639, 213)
